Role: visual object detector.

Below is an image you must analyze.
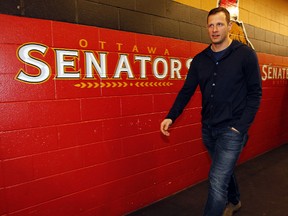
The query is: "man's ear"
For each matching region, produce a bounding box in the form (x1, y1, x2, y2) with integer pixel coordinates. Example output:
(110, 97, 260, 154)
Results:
(228, 21, 232, 31)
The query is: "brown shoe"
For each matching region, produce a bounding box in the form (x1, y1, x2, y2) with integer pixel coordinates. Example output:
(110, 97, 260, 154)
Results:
(222, 201, 241, 216)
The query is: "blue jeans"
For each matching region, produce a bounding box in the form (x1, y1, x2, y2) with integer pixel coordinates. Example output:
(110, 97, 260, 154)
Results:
(202, 126, 248, 216)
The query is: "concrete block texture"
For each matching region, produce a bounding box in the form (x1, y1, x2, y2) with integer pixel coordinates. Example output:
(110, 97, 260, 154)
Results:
(260, 41, 271, 54)
(82, 0, 136, 10)
(136, 0, 166, 17)
(265, 31, 275, 43)
(119, 9, 153, 34)
(249, 39, 261, 52)
(0, 0, 287, 56)
(244, 24, 255, 39)
(0, 0, 21, 16)
(152, 16, 180, 39)
(166, 0, 190, 23)
(23, 0, 76, 23)
(275, 34, 284, 46)
(78, 1, 119, 29)
(180, 22, 202, 42)
(190, 7, 207, 27)
(255, 28, 266, 41)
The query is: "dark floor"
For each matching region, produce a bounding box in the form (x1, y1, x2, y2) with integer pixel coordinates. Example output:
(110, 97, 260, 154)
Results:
(127, 143, 288, 216)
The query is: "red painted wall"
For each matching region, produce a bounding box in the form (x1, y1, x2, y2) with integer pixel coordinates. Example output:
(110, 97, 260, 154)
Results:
(0, 14, 287, 216)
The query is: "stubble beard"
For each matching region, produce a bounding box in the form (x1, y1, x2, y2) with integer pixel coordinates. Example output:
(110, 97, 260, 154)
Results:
(211, 35, 226, 45)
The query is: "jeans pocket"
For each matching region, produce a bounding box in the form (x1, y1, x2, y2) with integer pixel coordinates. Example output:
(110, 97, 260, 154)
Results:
(221, 128, 246, 151)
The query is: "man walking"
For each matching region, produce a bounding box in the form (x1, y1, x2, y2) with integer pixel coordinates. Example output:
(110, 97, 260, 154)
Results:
(160, 7, 262, 216)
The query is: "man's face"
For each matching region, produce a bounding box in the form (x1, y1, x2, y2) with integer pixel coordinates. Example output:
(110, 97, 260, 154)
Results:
(207, 12, 231, 45)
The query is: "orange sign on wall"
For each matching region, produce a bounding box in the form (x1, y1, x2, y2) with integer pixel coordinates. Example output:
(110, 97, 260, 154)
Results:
(218, 0, 254, 48)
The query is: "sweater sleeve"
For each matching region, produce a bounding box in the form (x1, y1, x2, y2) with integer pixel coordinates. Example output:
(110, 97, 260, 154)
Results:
(166, 58, 199, 123)
(234, 50, 262, 133)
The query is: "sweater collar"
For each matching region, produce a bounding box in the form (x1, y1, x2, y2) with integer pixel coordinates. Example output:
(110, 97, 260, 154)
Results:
(203, 40, 244, 61)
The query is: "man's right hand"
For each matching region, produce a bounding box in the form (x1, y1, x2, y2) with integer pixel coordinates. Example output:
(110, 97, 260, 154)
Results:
(160, 119, 173, 136)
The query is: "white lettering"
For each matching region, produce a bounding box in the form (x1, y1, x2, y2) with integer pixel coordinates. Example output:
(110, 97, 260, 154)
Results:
(268, 66, 272, 79)
(262, 65, 267, 81)
(170, 58, 182, 79)
(186, 58, 193, 70)
(113, 54, 134, 78)
(262, 65, 288, 80)
(84, 52, 107, 78)
(153, 57, 168, 79)
(16, 44, 50, 83)
(55, 50, 80, 78)
(135, 56, 151, 79)
(278, 68, 282, 79)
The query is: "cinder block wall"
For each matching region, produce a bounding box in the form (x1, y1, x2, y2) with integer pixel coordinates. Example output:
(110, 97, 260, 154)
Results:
(0, 1, 287, 216)
(0, 0, 287, 55)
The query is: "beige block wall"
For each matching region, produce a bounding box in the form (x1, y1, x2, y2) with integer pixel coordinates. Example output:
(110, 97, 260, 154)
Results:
(174, 0, 288, 36)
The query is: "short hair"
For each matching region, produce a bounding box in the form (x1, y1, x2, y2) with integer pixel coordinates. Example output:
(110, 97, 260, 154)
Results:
(207, 7, 231, 24)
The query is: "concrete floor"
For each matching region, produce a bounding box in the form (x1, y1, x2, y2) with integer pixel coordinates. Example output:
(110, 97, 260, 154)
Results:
(127, 143, 288, 216)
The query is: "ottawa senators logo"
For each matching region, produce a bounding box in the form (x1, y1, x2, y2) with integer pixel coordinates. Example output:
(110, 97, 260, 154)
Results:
(218, 0, 254, 49)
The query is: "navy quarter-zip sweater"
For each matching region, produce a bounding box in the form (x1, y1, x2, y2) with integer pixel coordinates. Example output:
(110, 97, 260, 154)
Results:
(166, 40, 262, 134)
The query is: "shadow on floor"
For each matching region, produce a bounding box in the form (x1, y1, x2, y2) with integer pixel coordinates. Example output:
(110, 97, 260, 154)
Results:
(127, 143, 288, 216)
